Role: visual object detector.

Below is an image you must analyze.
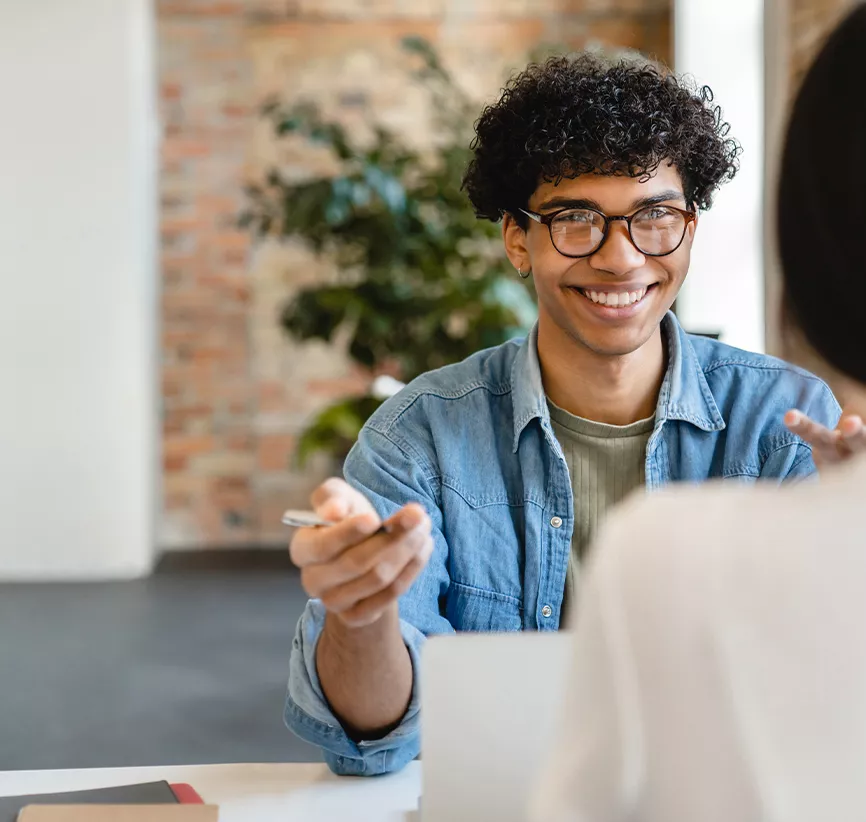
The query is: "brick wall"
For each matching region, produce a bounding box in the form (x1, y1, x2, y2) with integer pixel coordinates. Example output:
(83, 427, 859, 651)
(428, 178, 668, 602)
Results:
(789, 0, 855, 88)
(157, 0, 671, 550)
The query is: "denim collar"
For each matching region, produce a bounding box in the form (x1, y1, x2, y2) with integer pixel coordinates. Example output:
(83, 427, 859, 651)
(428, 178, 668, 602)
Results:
(510, 311, 726, 453)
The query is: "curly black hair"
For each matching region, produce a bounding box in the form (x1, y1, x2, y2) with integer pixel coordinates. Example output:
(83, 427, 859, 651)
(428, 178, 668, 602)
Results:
(463, 53, 742, 222)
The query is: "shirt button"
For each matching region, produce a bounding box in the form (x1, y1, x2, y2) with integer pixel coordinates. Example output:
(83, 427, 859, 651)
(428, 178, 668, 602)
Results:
(541, 605, 553, 618)
(550, 516, 563, 528)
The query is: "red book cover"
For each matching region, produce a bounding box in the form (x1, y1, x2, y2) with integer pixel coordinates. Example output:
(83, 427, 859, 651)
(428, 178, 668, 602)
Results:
(169, 785, 204, 805)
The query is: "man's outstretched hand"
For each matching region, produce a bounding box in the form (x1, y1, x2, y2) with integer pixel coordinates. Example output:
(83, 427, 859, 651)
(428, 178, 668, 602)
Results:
(785, 409, 866, 470)
(290, 478, 434, 628)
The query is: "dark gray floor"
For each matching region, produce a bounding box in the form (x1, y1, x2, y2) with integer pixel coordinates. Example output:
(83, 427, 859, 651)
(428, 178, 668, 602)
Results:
(0, 556, 323, 770)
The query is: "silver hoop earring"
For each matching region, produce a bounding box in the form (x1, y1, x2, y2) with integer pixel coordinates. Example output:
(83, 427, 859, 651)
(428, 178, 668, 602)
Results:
(517, 266, 531, 279)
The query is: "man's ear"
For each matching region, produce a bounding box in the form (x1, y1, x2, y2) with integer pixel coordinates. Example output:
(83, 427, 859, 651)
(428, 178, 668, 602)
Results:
(687, 209, 699, 240)
(502, 212, 530, 271)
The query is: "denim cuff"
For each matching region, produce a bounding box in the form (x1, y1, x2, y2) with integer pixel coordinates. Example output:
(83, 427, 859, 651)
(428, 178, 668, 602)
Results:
(284, 599, 424, 775)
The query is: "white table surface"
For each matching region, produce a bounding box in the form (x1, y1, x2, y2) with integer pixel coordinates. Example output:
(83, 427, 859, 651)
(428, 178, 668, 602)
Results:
(0, 762, 421, 822)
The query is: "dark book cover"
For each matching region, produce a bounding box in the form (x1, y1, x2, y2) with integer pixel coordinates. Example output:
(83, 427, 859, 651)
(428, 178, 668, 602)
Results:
(0, 781, 179, 822)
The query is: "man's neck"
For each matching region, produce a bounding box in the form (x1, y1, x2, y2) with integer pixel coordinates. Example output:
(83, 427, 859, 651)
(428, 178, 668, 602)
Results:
(537, 318, 666, 426)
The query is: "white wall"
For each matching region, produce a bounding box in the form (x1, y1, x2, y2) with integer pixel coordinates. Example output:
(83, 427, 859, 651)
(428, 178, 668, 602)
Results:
(0, 0, 158, 579)
(674, 0, 766, 353)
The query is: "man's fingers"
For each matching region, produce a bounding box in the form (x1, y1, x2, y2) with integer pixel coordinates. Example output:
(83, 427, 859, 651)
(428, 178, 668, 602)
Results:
(785, 410, 841, 452)
(302, 513, 428, 598)
(336, 541, 435, 629)
(311, 477, 378, 522)
(318, 531, 433, 612)
(302, 505, 430, 596)
(290, 513, 382, 567)
(839, 415, 866, 453)
(381, 502, 427, 533)
(786, 410, 866, 467)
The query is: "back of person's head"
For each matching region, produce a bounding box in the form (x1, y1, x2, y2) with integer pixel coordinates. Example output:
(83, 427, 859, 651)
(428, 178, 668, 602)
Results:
(778, 3, 866, 387)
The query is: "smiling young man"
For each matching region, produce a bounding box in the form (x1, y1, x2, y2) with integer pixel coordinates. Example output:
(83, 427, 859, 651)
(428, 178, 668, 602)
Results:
(283, 55, 841, 775)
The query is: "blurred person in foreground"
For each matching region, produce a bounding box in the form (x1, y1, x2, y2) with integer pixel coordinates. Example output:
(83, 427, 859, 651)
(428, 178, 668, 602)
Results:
(284, 54, 844, 775)
(532, 8, 866, 821)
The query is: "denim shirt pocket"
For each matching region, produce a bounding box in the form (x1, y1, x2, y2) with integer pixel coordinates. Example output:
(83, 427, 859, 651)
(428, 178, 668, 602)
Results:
(446, 581, 523, 632)
(720, 463, 761, 482)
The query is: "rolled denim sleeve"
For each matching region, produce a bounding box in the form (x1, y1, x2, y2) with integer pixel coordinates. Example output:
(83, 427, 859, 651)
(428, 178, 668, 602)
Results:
(285, 599, 427, 775)
(284, 420, 454, 775)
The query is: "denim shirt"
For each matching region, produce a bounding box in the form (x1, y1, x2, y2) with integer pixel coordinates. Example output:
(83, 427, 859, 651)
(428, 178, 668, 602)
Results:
(285, 313, 841, 776)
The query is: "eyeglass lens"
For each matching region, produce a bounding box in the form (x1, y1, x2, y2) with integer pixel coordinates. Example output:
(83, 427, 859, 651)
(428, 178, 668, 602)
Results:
(548, 207, 687, 257)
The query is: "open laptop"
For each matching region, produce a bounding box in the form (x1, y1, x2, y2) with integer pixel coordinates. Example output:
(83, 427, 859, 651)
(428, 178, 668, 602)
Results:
(420, 631, 572, 822)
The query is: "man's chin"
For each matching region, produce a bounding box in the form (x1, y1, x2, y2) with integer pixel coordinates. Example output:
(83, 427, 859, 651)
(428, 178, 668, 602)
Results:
(568, 323, 660, 358)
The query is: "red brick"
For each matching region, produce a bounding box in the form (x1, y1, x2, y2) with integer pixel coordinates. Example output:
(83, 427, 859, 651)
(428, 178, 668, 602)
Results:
(227, 432, 254, 451)
(212, 231, 249, 250)
(162, 373, 186, 399)
(196, 194, 238, 215)
(195, 274, 249, 301)
(577, 16, 652, 51)
(212, 475, 249, 493)
(164, 454, 188, 473)
(162, 328, 199, 348)
(306, 375, 370, 396)
(208, 479, 252, 517)
(164, 434, 216, 458)
(790, 0, 854, 87)
(257, 381, 286, 412)
(159, 2, 247, 16)
(257, 434, 298, 472)
(165, 490, 192, 510)
(163, 139, 212, 160)
(222, 104, 251, 118)
(163, 404, 214, 433)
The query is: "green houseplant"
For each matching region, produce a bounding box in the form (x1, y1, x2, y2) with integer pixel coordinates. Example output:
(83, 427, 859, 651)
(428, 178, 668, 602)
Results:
(241, 37, 536, 464)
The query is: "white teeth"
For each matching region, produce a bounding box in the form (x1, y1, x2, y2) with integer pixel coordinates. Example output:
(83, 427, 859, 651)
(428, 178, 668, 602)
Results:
(581, 287, 648, 307)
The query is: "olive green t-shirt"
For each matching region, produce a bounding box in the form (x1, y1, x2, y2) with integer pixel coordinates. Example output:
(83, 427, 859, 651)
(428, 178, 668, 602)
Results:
(548, 400, 655, 616)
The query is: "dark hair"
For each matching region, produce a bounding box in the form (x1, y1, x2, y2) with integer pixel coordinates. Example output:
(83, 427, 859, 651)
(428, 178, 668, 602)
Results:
(462, 52, 741, 224)
(778, 5, 866, 385)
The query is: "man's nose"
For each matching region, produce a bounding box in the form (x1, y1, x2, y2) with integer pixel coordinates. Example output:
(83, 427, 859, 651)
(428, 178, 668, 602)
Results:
(588, 220, 646, 276)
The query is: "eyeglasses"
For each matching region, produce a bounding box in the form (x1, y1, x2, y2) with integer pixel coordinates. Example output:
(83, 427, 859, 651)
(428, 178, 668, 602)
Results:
(519, 205, 696, 259)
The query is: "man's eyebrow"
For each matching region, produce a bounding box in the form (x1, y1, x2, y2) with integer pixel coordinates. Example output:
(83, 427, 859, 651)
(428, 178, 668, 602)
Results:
(536, 196, 603, 212)
(628, 190, 687, 211)
(535, 190, 687, 214)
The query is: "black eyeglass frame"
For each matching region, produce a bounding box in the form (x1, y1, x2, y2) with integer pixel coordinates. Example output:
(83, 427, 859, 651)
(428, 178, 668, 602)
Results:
(518, 205, 697, 259)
